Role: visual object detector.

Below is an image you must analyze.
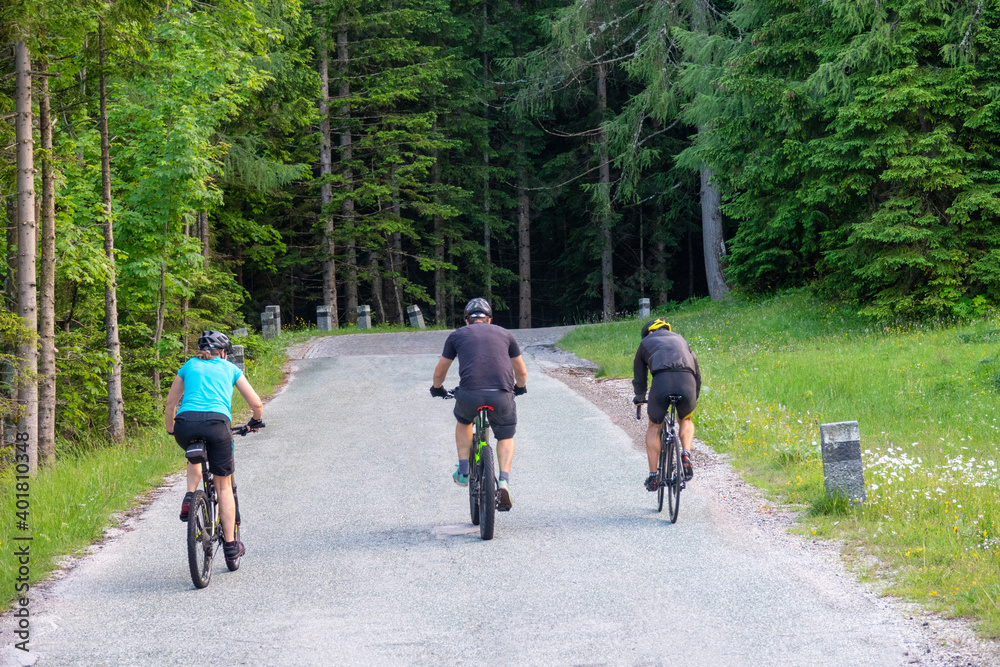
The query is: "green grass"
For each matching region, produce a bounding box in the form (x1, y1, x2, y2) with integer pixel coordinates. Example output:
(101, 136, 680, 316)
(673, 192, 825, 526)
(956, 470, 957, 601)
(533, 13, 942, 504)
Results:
(560, 289, 1000, 636)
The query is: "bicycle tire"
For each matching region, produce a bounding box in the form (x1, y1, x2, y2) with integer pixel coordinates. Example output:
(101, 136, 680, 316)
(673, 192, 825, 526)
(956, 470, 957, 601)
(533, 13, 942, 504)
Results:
(187, 491, 213, 588)
(667, 433, 682, 523)
(657, 435, 667, 513)
(470, 423, 482, 525)
(479, 444, 496, 541)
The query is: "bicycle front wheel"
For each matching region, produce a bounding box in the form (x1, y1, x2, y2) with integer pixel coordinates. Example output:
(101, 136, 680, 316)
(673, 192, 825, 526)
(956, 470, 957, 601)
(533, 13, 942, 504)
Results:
(479, 445, 496, 541)
(666, 435, 682, 523)
(187, 491, 214, 588)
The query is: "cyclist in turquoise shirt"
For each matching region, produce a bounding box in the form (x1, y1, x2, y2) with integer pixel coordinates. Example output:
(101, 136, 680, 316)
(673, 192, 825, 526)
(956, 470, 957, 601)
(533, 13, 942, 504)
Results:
(164, 331, 264, 562)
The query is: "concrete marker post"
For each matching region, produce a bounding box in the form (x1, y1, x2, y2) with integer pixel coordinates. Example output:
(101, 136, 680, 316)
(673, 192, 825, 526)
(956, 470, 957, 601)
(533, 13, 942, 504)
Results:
(406, 304, 425, 329)
(819, 420, 866, 504)
(265, 305, 281, 334)
(230, 344, 245, 373)
(233, 327, 248, 338)
(261, 311, 276, 340)
(357, 305, 372, 330)
(317, 306, 332, 331)
(639, 298, 651, 320)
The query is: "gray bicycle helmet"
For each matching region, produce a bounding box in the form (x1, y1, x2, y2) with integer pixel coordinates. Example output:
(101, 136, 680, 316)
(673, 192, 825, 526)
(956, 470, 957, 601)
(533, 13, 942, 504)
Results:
(197, 330, 233, 354)
(464, 298, 492, 320)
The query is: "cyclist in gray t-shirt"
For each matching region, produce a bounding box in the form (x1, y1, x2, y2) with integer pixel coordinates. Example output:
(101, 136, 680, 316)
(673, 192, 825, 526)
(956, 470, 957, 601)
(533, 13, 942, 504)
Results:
(431, 298, 527, 509)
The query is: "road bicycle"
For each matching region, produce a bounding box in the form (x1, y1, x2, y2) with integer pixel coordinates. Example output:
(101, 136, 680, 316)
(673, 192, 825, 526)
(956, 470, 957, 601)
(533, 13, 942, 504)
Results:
(184, 424, 262, 589)
(444, 389, 509, 541)
(636, 394, 685, 523)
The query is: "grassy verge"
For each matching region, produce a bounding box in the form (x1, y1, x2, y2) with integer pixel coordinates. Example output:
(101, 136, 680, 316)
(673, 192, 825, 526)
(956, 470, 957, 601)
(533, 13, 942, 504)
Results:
(0, 324, 389, 607)
(559, 289, 1000, 636)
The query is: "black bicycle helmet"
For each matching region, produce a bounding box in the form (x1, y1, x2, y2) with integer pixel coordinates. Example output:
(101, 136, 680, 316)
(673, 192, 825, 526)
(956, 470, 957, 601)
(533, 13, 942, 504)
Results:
(464, 297, 492, 320)
(197, 330, 233, 354)
(641, 318, 672, 339)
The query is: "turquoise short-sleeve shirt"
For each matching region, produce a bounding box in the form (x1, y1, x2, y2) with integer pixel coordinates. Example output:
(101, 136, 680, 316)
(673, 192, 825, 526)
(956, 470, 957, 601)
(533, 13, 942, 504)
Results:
(176, 357, 243, 420)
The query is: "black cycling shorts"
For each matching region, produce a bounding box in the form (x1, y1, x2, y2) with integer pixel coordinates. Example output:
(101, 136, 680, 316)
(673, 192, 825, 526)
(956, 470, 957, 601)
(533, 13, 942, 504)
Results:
(647, 372, 698, 424)
(173, 411, 234, 477)
(454, 388, 517, 440)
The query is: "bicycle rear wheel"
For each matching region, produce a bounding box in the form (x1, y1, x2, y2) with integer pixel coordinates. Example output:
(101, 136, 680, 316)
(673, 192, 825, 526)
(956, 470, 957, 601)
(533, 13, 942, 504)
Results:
(187, 491, 213, 588)
(469, 422, 482, 525)
(657, 435, 667, 513)
(666, 434, 682, 523)
(479, 444, 496, 541)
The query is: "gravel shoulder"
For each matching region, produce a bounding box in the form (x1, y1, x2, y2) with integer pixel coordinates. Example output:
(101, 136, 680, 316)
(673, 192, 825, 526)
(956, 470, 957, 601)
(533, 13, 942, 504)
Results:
(531, 341, 1000, 667)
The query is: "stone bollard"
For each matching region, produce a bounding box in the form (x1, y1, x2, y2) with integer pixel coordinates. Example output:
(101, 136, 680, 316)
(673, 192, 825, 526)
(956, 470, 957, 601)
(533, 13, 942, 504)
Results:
(261, 311, 277, 340)
(357, 305, 372, 330)
(820, 420, 866, 504)
(265, 305, 282, 334)
(639, 298, 651, 320)
(317, 306, 333, 331)
(232, 327, 248, 338)
(407, 304, 426, 329)
(230, 344, 245, 372)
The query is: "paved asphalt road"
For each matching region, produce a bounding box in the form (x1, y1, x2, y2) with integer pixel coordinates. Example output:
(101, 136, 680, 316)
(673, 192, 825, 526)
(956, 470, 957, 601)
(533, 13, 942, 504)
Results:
(2, 328, 938, 666)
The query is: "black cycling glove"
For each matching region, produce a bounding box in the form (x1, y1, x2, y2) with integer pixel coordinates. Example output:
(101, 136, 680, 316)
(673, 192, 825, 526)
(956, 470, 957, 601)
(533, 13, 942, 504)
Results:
(247, 417, 266, 430)
(632, 394, 646, 405)
(430, 385, 448, 398)
(513, 385, 527, 396)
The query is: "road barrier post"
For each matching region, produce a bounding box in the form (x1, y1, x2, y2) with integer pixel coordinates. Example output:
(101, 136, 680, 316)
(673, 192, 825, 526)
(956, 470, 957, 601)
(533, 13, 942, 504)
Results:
(317, 306, 332, 331)
(233, 327, 248, 338)
(639, 298, 651, 320)
(265, 305, 281, 334)
(261, 311, 276, 340)
(407, 305, 425, 329)
(230, 345, 245, 372)
(820, 420, 866, 504)
(357, 305, 372, 330)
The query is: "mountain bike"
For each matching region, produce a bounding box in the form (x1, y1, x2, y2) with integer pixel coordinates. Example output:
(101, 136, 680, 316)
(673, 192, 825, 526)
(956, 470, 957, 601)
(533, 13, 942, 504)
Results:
(444, 389, 507, 541)
(636, 395, 685, 522)
(184, 424, 262, 589)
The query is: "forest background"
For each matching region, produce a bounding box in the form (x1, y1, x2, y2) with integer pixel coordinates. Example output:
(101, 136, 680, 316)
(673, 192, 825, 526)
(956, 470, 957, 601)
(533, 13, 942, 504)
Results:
(1, 0, 999, 474)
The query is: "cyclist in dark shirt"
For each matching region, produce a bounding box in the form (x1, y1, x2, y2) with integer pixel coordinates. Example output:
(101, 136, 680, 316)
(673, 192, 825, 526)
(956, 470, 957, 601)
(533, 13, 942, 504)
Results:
(431, 298, 527, 509)
(632, 319, 701, 489)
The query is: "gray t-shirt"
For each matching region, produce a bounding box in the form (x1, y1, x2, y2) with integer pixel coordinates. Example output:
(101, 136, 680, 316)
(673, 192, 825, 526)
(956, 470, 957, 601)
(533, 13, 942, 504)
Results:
(441, 323, 521, 392)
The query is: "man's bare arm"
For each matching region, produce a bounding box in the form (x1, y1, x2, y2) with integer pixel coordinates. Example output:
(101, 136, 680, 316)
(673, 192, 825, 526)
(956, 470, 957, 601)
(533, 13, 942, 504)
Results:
(511, 355, 527, 388)
(432, 356, 453, 388)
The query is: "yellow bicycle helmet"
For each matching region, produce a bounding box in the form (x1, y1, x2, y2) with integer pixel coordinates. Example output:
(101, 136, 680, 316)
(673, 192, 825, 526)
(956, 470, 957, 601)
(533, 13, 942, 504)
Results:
(641, 318, 672, 339)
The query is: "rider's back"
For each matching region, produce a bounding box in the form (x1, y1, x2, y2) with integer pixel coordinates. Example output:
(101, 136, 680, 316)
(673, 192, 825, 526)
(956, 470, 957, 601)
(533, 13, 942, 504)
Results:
(442, 323, 520, 392)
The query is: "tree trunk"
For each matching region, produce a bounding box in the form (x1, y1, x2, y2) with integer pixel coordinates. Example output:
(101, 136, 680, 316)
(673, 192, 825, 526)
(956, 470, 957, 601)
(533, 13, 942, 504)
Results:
(433, 141, 446, 325)
(338, 29, 358, 325)
(596, 60, 615, 321)
(482, 1, 492, 301)
(152, 260, 166, 405)
(99, 19, 125, 442)
(319, 32, 339, 327)
(38, 63, 56, 466)
(368, 251, 385, 324)
(517, 164, 531, 329)
(657, 240, 669, 305)
(198, 211, 209, 263)
(700, 164, 728, 300)
(14, 40, 38, 474)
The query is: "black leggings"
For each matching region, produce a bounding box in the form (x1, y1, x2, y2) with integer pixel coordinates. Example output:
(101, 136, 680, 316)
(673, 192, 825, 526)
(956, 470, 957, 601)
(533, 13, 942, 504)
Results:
(173, 412, 234, 476)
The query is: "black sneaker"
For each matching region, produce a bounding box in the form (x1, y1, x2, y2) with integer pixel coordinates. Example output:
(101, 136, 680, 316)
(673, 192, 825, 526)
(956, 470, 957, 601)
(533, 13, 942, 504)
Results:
(223, 540, 245, 561)
(179, 491, 194, 522)
(682, 450, 694, 481)
(644, 474, 658, 492)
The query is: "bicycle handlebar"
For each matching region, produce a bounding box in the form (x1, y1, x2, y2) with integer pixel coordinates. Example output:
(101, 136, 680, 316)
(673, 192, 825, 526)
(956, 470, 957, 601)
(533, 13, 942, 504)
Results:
(232, 423, 266, 437)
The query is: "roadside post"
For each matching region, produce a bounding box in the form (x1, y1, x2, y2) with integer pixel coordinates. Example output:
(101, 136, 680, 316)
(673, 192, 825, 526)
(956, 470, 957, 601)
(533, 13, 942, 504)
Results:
(317, 306, 333, 331)
(819, 420, 866, 504)
(639, 298, 651, 320)
(265, 305, 282, 333)
(358, 305, 372, 330)
(261, 311, 277, 340)
(407, 304, 426, 329)
(230, 344, 245, 372)
(233, 327, 248, 338)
